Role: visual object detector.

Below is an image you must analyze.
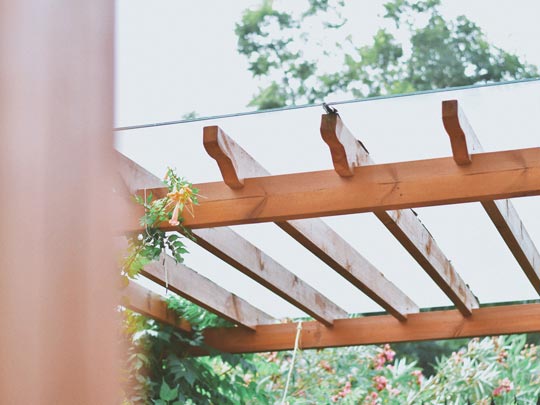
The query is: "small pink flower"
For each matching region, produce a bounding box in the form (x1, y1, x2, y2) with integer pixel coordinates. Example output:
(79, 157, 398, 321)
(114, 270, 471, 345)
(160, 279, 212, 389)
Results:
(493, 378, 513, 397)
(383, 344, 396, 362)
(411, 370, 423, 386)
(373, 375, 388, 391)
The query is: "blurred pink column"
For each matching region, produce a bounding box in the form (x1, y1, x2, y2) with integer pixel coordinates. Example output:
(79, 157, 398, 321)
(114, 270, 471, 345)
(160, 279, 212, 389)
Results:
(0, 2, 120, 403)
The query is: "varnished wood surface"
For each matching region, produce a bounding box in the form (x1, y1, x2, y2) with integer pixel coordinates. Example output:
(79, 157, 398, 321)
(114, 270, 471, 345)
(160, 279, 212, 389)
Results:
(139, 147, 540, 230)
(122, 281, 192, 332)
(443, 100, 540, 294)
(141, 254, 275, 330)
(196, 303, 540, 354)
(203, 125, 417, 320)
(321, 113, 479, 316)
(117, 153, 347, 326)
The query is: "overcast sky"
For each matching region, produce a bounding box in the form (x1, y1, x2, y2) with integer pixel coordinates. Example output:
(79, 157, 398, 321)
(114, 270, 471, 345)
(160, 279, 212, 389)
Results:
(116, 0, 540, 127)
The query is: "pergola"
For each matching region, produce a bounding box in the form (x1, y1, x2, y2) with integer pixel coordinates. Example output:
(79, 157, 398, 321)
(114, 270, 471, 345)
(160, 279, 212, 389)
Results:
(117, 93, 540, 355)
(3, 5, 538, 403)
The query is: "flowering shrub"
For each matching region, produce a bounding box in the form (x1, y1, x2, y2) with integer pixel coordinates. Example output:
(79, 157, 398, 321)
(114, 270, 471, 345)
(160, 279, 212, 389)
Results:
(252, 335, 540, 404)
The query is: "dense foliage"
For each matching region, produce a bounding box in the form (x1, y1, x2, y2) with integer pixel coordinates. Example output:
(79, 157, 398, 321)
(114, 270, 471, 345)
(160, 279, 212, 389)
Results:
(236, 0, 538, 109)
(123, 301, 540, 404)
(122, 300, 271, 404)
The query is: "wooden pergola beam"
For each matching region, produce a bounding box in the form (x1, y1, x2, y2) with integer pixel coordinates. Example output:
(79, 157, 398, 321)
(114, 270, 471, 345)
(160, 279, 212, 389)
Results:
(321, 113, 478, 316)
(122, 281, 192, 332)
(137, 147, 540, 230)
(117, 152, 347, 326)
(192, 228, 347, 326)
(443, 100, 540, 293)
(141, 254, 275, 330)
(195, 303, 540, 354)
(203, 126, 418, 320)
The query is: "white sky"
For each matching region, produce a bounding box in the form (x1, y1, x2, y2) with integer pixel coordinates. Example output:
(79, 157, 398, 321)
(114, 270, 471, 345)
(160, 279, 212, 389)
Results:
(115, 2, 540, 319)
(115, 0, 540, 127)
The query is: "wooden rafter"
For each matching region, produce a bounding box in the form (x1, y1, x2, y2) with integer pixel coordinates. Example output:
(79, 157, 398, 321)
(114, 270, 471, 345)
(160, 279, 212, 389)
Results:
(321, 113, 478, 316)
(194, 303, 540, 354)
(122, 281, 192, 332)
(137, 147, 540, 230)
(117, 152, 347, 326)
(190, 228, 347, 326)
(203, 126, 418, 320)
(443, 100, 540, 293)
(142, 253, 275, 330)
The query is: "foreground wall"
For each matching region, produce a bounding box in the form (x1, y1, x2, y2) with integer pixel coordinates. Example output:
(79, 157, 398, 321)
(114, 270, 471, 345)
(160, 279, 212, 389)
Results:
(0, 2, 119, 403)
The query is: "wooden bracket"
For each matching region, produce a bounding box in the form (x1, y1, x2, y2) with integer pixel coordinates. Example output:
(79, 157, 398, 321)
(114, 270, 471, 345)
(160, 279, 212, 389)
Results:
(203, 125, 265, 188)
(321, 113, 371, 176)
(442, 99, 482, 165)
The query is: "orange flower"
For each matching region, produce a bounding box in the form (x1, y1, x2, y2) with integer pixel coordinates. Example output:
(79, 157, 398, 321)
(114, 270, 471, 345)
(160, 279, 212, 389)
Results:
(165, 184, 195, 226)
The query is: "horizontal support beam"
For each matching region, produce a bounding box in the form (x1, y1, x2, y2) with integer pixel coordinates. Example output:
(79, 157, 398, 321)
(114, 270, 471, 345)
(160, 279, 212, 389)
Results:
(137, 147, 540, 230)
(121, 281, 192, 332)
(203, 125, 417, 320)
(142, 254, 275, 330)
(321, 113, 479, 316)
(196, 303, 540, 354)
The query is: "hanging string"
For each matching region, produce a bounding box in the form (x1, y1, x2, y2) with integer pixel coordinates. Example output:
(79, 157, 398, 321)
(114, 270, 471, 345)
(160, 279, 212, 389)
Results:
(280, 321, 303, 405)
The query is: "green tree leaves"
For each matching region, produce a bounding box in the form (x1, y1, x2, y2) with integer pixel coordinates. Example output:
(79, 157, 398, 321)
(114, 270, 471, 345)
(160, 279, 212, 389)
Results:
(236, 0, 538, 110)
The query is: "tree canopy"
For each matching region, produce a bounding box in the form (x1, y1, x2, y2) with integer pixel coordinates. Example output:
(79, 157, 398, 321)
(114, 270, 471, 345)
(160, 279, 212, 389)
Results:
(236, 0, 538, 110)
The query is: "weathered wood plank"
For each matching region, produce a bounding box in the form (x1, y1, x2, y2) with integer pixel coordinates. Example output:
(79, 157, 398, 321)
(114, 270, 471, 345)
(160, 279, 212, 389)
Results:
(195, 303, 540, 354)
(141, 254, 275, 330)
(203, 125, 418, 320)
(116, 152, 347, 326)
(321, 113, 479, 316)
(137, 147, 540, 230)
(122, 281, 192, 332)
(192, 228, 347, 326)
(443, 100, 540, 293)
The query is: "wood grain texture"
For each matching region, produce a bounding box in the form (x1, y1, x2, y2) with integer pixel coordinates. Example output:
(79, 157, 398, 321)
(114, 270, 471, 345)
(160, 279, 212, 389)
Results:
(320, 113, 372, 176)
(203, 125, 417, 320)
(141, 254, 275, 330)
(116, 153, 346, 326)
(122, 282, 192, 332)
(138, 147, 540, 230)
(442, 99, 482, 165)
(203, 126, 265, 188)
(442, 99, 540, 294)
(195, 303, 540, 354)
(320, 113, 478, 316)
(192, 228, 347, 326)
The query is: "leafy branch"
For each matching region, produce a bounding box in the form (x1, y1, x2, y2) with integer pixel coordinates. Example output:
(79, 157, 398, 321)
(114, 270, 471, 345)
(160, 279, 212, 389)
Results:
(122, 167, 199, 279)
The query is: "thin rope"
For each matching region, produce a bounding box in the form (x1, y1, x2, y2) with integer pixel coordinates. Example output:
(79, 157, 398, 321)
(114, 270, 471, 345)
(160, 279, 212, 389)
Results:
(280, 321, 303, 405)
(113, 78, 539, 131)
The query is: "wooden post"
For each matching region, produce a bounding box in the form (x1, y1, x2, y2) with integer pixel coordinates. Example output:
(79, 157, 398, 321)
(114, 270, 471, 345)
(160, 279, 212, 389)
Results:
(0, 2, 118, 404)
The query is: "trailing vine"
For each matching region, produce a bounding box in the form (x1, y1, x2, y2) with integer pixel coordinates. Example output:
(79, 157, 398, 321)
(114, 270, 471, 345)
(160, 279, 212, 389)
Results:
(122, 167, 199, 280)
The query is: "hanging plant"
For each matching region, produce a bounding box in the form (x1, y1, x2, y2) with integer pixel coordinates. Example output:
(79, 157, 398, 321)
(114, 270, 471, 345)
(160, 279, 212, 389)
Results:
(122, 167, 199, 280)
